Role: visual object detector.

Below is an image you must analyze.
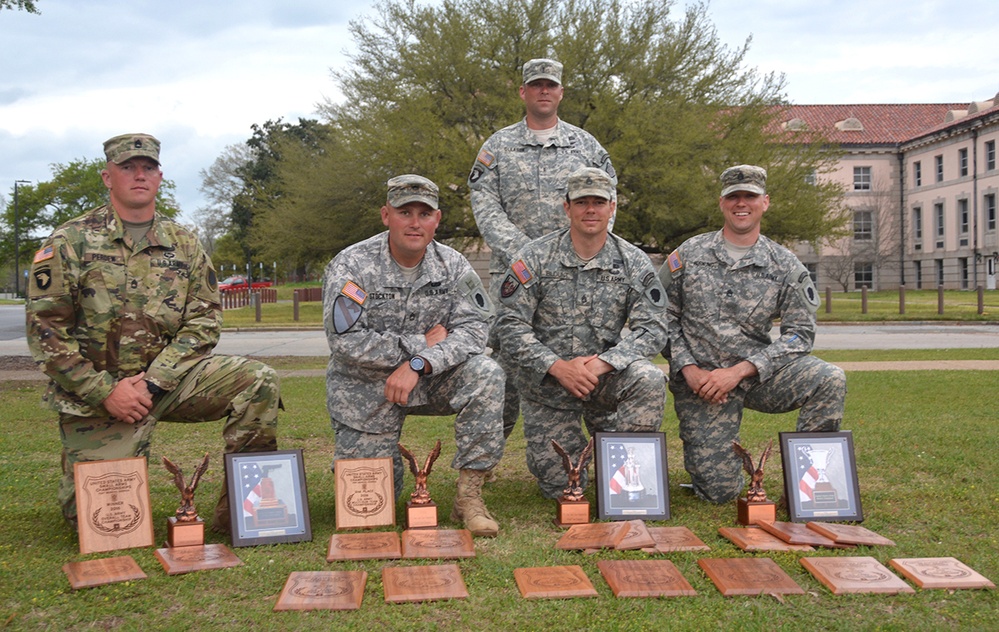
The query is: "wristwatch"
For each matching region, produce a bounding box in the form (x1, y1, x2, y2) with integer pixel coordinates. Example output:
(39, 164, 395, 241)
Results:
(409, 356, 426, 375)
(145, 380, 164, 395)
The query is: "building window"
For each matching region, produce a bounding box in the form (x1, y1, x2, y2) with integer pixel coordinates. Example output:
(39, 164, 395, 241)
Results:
(854, 263, 873, 289)
(960, 257, 969, 289)
(912, 207, 923, 249)
(987, 140, 996, 171)
(805, 262, 818, 284)
(958, 199, 969, 246)
(853, 166, 872, 190)
(914, 161, 922, 186)
(936, 259, 944, 286)
(853, 210, 873, 240)
(986, 193, 997, 232)
(959, 148, 969, 177)
(804, 170, 817, 185)
(913, 260, 922, 289)
(934, 203, 945, 248)
(935, 155, 944, 182)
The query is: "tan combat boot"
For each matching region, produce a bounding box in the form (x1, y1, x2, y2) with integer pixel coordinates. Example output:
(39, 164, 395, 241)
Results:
(450, 469, 499, 537)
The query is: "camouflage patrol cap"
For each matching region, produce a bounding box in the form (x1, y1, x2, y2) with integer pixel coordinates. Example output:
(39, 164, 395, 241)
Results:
(523, 58, 563, 85)
(720, 164, 767, 197)
(566, 167, 614, 201)
(386, 174, 439, 209)
(103, 133, 161, 165)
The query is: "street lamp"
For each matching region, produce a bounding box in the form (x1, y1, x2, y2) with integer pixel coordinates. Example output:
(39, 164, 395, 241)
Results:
(13, 180, 31, 298)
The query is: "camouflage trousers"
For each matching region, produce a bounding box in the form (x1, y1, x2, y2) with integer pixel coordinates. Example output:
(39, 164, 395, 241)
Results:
(671, 355, 846, 504)
(522, 360, 666, 500)
(488, 272, 522, 439)
(58, 355, 281, 523)
(331, 354, 505, 498)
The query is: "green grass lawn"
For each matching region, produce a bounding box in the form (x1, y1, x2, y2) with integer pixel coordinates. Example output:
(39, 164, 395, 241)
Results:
(2, 358, 997, 631)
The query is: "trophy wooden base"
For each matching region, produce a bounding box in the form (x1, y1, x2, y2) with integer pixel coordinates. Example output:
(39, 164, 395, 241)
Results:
(167, 517, 205, 548)
(737, 498, 775, 526)
(63, 556, 147, 589)
(554, 498, 590, 528)
(405, 501, 438, 529)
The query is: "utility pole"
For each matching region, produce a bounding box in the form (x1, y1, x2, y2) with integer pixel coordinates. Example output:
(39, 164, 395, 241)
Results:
(13, 180, 31, 298)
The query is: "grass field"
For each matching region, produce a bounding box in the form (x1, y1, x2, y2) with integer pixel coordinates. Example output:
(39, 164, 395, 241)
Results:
(1, 351, 997, 631)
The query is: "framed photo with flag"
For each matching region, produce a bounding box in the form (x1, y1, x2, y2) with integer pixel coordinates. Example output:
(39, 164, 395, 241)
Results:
(594, 432, 670, 521)
(779, 431, 862, 523)
(224, 449, 312, 547)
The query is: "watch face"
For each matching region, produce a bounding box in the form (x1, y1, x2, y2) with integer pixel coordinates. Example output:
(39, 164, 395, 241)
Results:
(410, 357, 425, 373)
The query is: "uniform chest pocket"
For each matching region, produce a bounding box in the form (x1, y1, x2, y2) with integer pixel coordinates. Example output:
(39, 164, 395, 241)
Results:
(77, 263, 124, 324)
(141, 264, 187, 334)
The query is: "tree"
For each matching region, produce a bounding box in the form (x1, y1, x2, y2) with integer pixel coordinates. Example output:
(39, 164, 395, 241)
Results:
(194, 143, 257, 255)
(0, 0, 39, 13)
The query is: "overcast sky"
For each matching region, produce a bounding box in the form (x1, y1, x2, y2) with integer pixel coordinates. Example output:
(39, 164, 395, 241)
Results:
(2, 0, 997, 223)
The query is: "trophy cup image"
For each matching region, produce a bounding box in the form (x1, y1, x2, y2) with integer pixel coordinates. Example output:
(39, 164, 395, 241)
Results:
(399, 440, 442, 529)
(808, 449, 840, 508)
(252, 464, 291, 528)
(551, 438, 594, 527)
(620, 447, 646, 502)
(732, 439, 776, 525)
(162, 453, 210, 547)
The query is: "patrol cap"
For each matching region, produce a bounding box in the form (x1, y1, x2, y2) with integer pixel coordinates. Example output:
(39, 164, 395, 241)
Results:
(103, 133, 161, 165)
(523, 58, 562, 85)
(566, 167, 614, 201)
(720, 164, 767, 197)
(386, 174, 439, 209)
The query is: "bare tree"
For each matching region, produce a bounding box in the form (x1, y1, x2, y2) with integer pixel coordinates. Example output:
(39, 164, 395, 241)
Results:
(194, 143, 256, 254)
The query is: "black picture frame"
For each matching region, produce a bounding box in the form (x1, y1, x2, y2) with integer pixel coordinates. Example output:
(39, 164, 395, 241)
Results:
(594, 432, 670, 521)
(779, 431, 863, 523)
(225, 449, 312, 547)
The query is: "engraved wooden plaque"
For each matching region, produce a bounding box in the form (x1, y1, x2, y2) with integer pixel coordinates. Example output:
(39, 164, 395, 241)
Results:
(597, 560, 697, 597)
(800, 556, 915, 594)
(74, 457, 155, 554)
(645, 527, 710, 554)
(717, 527, 814, 552)
(167, 517, 205, 548)
(805, 522, 895, 547)
(555, 521, 627, 550)
(889, 558, 995, 590)
(555, 498, 590, 527)
(737, 498, 776, 526)
(757, 520, 853, 549)
(514, 566, 598, 599)
(63, 556, 147, 589)
(153, 543, 243, 575)
(274, 571, 367, 611)
(401, 528, 475, 559)
(334, 457, 395, 530)
(326, 531, 401, 562)
(383, 564, 469, 603)
(405, 500, 438, 529)
(698, 558, 805, 597)
(614, 520, 657, 550)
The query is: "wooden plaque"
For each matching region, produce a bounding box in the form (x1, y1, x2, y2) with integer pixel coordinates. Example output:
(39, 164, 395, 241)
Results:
(74, 457, 155, 554)
(889, 558, 995, 590)
(737, 498, 776, 526)
(514, 566, 598, 599)
(63, 556, 146, 589)
(405, 500, 438, 529)
(645, 527, 710, 553)
(154, 543, 243, 576)
(326, 531, 401, 562)
(334, 457, 395, 530)
(614, 520, 657, 550)
(401, 528, 475, 559)
(555, 498, 590, 527)
(274, 571, 367, 611)
(806, 522, 896, 546)
(757, 520, 852, 549)
(555, 521, 626, 550)
(718, 527, 814, 552)
(597, 560, 697, 597)
(698, 558, 805, 597)
(800, 556, 915, 594)
(383, 564, 468, 603)
(167, 517, 205, 548)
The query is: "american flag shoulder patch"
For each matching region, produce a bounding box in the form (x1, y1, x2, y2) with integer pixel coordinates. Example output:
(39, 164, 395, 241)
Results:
(667, 250, 682, 273)
(34, 245, 54, 263)
(511, 259, 533, 284)
(476, 149, 495, 167)
(341, 280, 367, 305)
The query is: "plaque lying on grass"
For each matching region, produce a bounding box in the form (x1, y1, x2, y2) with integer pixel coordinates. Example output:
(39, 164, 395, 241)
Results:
(63, 556, 146, 589)
(327, 531, 401, 561)
(806, 522, 895, 547)
(383, 564, 468, 603)
(274, 571, 367, 611)
(889, 558, 995, 590)
(698, 558, 805, 597)
(555, 521, 626, 551)
(154, 543, 243, 576)
(597, 560, 697, 597)
(757, 520, 853, 549)
(613, 520, 657, 550)
(800, 556, 914, 594)
(334, 457, 394, 530)
(74, 457, 155, 554)
(644, 527, 710, 554)
(514, 565, 598, 599)
(718, 527, 814, 552)
(401, 529, 475, 559)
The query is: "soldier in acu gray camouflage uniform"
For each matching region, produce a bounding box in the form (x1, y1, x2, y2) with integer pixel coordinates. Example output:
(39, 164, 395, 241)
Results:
(468, 58, 617, 440)
(323, 174, 504, 536)
(25, 133, 280, 530)
(660, 164, 846, 504)
(496, 167, 667, 500)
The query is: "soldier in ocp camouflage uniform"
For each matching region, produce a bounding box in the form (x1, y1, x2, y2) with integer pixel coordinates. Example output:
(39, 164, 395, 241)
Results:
(468, 58, 617, 440)
(496, 167, 668, 500)
(323, 174, 504, 537)
(25, 133, 280, 530)
(661, 164, 846, 504)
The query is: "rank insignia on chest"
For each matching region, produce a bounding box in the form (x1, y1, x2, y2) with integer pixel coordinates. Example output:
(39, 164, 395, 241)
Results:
(511, 259, 533, 284)
(341, 280, 367, 305)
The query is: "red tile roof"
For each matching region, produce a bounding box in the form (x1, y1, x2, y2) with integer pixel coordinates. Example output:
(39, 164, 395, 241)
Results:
(773, 104, 970, 145)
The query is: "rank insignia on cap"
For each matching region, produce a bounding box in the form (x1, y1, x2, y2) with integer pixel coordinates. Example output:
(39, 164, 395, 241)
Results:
(34, 245, 54, 263)
(341, 280, 367, 305)
(667, 250, 683, 273)
(511, 260, 533, 284)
